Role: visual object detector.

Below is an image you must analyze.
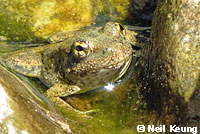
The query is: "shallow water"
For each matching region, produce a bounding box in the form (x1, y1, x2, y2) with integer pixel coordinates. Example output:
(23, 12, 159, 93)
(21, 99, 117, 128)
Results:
(0, 42, 153, 134)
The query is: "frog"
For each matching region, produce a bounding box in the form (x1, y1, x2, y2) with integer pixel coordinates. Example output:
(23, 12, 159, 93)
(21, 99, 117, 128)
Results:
(0, 22, 137, 116)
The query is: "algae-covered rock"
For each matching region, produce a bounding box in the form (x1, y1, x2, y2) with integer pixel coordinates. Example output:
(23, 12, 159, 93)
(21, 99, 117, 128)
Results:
(0, 0, 157, 42)
(0, 0, 94, 42)
(110, 0, 130, 22)
(140, 0, 200, 126)
(0, 0, 123, 42)
(150, 0, 200, 102)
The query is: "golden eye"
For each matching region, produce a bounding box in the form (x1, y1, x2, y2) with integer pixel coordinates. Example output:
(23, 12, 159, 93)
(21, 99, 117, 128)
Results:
(115, 22, 126, 37)
(72, 41, 92, 59)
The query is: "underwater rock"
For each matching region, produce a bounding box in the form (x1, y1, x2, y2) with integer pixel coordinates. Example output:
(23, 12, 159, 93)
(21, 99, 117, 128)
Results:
(0, 0, 94, 42)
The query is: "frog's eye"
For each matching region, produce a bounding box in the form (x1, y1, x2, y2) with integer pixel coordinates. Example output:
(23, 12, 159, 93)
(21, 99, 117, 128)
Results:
(72, 41, 92, 58)
(115, 22, 126, 37)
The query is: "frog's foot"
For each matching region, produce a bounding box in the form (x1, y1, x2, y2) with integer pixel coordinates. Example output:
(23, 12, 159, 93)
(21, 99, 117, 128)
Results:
(46, 84, 92, 118)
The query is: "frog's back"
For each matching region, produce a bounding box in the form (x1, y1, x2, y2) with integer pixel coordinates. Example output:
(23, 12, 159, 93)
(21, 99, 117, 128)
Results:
(0, 47, 43, 77)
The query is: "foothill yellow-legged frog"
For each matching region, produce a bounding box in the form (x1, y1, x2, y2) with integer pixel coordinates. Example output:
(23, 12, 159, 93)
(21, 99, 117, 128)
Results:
(0, 22, 138, 116)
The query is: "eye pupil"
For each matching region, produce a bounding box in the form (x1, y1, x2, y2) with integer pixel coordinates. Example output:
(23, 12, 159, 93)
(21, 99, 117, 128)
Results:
(119, 24, 124, 31)
(76, 45, 84, 51)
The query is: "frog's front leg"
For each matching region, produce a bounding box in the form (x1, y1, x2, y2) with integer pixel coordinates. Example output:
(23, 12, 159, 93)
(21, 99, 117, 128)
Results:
(46, 83, 91, 118)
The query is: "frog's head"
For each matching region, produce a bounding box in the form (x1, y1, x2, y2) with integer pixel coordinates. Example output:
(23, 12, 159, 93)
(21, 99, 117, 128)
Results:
(65, 22, 133, 91)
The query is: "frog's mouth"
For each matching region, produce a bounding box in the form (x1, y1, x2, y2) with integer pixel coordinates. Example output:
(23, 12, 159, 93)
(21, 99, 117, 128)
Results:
(94, 52, 133, 82)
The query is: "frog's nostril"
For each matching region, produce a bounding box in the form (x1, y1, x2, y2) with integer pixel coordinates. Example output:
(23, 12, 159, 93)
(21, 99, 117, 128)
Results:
(103, 48, 112, 54)
(102, 49, 107, 54)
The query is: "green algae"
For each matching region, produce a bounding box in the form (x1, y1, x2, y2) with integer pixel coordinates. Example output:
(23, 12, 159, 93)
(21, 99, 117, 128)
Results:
(0, 0, 134, 42)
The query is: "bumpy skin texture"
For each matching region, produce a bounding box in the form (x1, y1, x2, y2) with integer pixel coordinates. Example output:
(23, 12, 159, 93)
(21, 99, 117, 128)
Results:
(0, 22, 135, 114)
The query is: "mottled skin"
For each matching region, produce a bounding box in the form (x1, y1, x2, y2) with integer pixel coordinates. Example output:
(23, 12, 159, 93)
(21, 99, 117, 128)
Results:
(0, 22, 135, 115)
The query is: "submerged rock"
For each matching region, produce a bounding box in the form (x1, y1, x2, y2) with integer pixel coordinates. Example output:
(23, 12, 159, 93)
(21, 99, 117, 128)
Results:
(0, 0, 94, 42)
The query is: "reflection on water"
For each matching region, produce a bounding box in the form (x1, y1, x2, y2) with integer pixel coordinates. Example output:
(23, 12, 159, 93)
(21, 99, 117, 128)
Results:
(0, 40, 45, 53)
